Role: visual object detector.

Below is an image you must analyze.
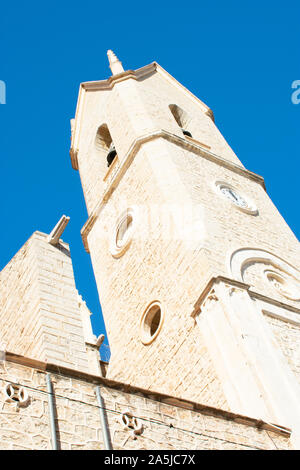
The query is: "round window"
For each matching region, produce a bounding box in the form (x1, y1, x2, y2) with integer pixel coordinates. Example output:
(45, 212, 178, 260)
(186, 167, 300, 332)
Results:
(140, 302, 164, 345)
(265, 270, 300, 301)
(116, 213, 133, 248)
(111, 209, 135, 258)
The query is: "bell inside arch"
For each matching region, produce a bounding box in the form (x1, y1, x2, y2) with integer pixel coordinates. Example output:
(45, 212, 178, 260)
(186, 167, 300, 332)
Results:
(107, 142, 117, 167)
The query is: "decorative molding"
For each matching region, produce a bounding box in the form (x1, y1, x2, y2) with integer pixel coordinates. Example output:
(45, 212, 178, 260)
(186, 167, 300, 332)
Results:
(103, 155, 120, 183)
(199, 289, 219, 314)
(255, 297, 300, 327)
(263, 309, 300, 327)
(264, 270, 300, 302)
(250, 290, 300, 314)
(191, 276, 251, 318)
(229, 248, 300, 284)
(191, 275, 300, 321)
(69, 147, 78, 171)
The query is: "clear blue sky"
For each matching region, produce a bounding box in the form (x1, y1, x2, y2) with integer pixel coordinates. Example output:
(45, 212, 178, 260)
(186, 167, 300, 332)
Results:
(0, 1, 299, 343)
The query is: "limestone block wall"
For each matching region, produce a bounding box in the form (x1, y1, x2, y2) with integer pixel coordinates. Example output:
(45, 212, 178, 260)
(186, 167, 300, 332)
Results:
(72, 61, 300, 444)
(0, 234, 42, 358)
(0, 232, 94, 373)
(87, 143, 229, 407)
(74, 66, 244, 217)
(86, 135, 299, 404)
(167, 142, 300, 275)
(134, 71, 243, 166)
(264, 314, 300, 387)
(0, 357, 292, 450)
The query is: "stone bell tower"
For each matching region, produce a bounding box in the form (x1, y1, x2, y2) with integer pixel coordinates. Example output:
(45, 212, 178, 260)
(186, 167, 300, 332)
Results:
(70, 51, 300, 447)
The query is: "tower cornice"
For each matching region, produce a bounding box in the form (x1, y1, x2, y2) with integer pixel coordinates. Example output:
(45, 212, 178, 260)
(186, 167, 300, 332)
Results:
(191, 275, 300, 319)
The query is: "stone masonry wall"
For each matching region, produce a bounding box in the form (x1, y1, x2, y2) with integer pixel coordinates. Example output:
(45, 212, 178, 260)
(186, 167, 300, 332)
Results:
(0, 232, 92, 373)
(0, 358, 292, 450)
(87, 143, 229, 409)
(87, 135, 300, 408)
(135, 72, 243, 167)
(0, 234, 42, 357)
(75, 68, 244, 219)
(265, 314, 300, 387)
(73, 64, 300, 445)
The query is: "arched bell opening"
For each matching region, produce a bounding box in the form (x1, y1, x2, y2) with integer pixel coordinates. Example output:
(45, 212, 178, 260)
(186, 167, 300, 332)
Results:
(169, 104, 193, 139)
(95, 124, 118, 169)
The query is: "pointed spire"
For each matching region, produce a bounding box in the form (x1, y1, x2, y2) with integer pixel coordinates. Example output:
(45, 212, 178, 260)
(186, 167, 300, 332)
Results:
(47, 215, 70, 246)
(107, 50, 124, 75)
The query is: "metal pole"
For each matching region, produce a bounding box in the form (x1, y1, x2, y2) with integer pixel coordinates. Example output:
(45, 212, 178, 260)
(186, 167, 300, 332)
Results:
(96, 385, 112, 450)
(46, 373, 58, 450)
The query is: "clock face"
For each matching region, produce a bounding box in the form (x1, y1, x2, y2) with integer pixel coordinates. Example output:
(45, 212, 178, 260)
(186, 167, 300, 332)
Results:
(219, 186, 249, 208)
(215, 182, 258, 214)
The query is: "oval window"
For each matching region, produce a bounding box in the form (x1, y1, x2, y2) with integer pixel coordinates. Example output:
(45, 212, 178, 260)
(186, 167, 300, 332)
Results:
(116, 213, 133, 248)
(140, 302, 164, 345)
(110, 209, 135, 258)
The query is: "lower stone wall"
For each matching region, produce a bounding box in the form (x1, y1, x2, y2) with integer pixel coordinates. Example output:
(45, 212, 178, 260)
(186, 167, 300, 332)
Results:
(0, 358, 292, 450)
(265, 314, 300, 387)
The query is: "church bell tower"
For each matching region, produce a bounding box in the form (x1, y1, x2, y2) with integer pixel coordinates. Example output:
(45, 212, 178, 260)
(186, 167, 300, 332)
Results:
(70, 51, 300, 447)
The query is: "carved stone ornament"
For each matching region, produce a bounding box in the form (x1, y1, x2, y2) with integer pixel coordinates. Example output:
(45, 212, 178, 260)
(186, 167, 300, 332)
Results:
(229, 248, 300, 304)
(120, 409, 143, 439)
(201, 289, 218, 311)
(224, 284, 245, 298)
(4, 383, 30, 408)
(265, 270, 300, 302)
